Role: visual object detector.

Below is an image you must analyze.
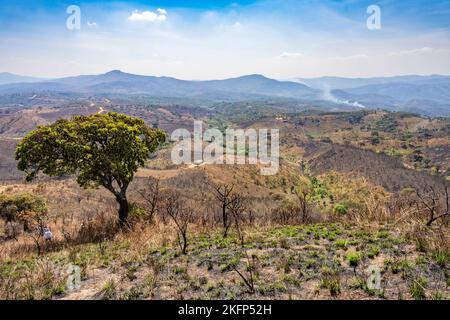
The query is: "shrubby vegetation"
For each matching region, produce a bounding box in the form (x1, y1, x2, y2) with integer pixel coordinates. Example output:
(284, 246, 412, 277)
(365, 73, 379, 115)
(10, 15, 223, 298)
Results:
(15, 112, 166, 225)
(0, 192, 47, 223)
(0, 110, 449, 300)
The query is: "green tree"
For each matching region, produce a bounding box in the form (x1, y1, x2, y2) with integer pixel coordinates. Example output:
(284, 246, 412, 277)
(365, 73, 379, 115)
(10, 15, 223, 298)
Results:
(0, 192, 47, 224)
(293, 177, 314, 223)
(15, 112, 166, 225)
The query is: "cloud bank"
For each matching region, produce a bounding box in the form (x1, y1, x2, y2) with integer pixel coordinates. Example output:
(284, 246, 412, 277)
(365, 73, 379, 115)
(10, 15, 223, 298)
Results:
(128, 9, 167, 22)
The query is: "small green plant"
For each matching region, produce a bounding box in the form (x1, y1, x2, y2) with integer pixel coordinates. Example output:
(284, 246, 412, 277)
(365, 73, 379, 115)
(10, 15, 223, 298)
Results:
(432, 251, 449, 268)
(206, 282, 216, 292)
(409, 278, 427, 300)
(376, 230, 390, 239)
(128, 203, 149, 220)
(278, 256, 293, 274)
(367, 246, 380, 259)
(415, 237, 428, 253)
(322, 278, 341, 296)
(389, 259, 412, 275)
(101, 279, 117, 300)
(282, 274, 301, 286)
(333, 203, 348, 215)
(349, 277, 365, 290)
(431, 291, 446, 300)
(305, 259, 316, 269)
(346, 252, 362, 267)
(279, 238, 290, 249)
(335, 239, 348, 249)
(415, 256, 428, 266)
(320, 267, 341, 296)
(174, 266, 187, 275)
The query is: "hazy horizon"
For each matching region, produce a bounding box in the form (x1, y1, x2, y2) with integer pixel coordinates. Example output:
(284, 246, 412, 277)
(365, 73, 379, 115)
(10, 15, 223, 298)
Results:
(1, 0, 450, 79)
(2, 69, 450, 82)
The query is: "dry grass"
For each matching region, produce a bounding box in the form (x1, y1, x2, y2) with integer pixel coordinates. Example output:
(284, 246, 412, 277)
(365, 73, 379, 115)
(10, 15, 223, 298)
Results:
(0, 147, 449, 300)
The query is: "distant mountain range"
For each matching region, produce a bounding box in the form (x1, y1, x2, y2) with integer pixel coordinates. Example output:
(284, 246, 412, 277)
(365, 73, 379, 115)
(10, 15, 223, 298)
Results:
(294, 75, 450, 117)
(0, 72, 44, 85)
(0, 71, 449, 117)
(293, 75, 450, 90)
(0, 71, 317, 100)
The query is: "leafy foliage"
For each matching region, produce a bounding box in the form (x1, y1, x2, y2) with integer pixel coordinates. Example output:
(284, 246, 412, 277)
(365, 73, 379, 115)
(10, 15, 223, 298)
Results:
(333, 203, 348, 215)
(15, 112, 166, 223)
(0, 192, 47, 223)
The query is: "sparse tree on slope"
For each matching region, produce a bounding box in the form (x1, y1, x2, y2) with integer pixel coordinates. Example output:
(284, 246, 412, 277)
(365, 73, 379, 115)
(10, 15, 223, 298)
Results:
(15, 112, 166, 226)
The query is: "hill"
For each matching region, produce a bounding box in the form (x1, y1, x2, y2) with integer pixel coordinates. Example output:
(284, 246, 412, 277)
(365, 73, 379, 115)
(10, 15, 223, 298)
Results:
(0, 71, 319, 101)
(0, 103, 449, 301)
(1, 71, 449, 116)
(293, 75, 450, 117)
(0, 72, 44, 85)
(295, 75, 450, 90)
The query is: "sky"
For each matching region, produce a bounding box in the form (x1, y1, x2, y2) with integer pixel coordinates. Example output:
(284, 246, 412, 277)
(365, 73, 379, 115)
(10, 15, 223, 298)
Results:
(0, 0, 450, 79)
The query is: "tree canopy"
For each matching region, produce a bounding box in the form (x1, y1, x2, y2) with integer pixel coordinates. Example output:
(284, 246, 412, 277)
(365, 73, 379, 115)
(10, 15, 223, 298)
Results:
(15, 112, 166, 224)
(0, 192, 47, 223)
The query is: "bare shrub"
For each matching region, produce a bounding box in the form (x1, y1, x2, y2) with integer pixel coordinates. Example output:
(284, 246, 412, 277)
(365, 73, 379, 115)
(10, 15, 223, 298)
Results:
(270, 200, 299, 225)
(228, 193, 247, 245)
(211, 184, 235, 237)
(294, 183, 313, 223)
(415, 184, 449, 226)
(211, 183, 248, 238)
(76, 209, 118, 244)
(23, 210, 49, 255)
(161, 193, 194, 254)
(137, 177, 161, 224)
(232, 252, 257, 294)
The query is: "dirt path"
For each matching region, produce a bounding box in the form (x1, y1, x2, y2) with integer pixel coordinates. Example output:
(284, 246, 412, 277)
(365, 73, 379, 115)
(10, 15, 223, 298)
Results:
(58, 268, 114, 300)
(137, 155, 263, 179)
(136, 168, 186, 179)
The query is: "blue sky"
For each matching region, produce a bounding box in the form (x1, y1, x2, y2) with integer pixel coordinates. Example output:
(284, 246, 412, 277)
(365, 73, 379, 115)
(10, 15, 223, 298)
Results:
(1, 0, 450, 79)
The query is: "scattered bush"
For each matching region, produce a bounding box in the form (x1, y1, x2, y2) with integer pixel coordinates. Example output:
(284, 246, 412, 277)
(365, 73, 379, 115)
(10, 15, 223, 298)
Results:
(409, 278, 427, 300)
(346, 252, 362, 267)
(0, 192, 47, 224)
(333, 203, 348, 215)
(432, 251, 449, 268)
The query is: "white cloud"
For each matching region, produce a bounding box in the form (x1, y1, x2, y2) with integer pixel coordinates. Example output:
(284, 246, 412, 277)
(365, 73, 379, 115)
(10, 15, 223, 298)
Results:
(215, 21, 242, 32)
(128, 9, 167, 22)
(87, 21, 97, 27)
(156, 8, 167, 15)
(327, 54, 369, 61)
(389, 47, 434, 56)
(202, 11, 218, 19)
(279, 52, 304, 59)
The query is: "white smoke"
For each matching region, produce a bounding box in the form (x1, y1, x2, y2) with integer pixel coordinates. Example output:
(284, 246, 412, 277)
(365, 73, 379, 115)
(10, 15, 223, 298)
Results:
(321, 84, 366, 109)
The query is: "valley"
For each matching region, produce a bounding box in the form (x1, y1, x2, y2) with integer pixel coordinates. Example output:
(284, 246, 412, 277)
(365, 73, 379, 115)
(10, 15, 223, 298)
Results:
(1, 0, 450, 306)
(0, 95, 449, 300)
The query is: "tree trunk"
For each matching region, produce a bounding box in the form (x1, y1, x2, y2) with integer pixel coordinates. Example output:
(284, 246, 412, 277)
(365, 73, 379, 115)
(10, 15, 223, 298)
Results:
(117, 196, 129, 227)
(181, 233, 188, 255)
(222, 202, 228, 238)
